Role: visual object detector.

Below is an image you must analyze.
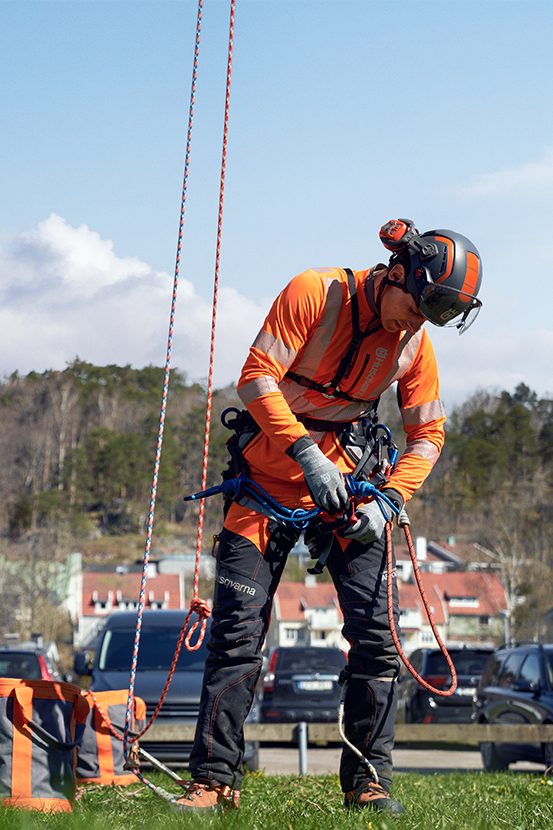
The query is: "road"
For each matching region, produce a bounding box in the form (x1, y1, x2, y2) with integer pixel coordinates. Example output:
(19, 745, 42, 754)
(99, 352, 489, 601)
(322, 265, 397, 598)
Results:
(257, 745, 545, 776)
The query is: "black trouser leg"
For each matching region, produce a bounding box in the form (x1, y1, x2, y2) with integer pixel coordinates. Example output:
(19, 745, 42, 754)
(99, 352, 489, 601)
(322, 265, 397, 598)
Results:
(326, 533, 400, 794)
(189, 521, 297, 789)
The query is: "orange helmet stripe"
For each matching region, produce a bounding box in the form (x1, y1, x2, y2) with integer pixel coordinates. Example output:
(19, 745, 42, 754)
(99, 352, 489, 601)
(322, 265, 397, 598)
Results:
(459, 251, 480, 302)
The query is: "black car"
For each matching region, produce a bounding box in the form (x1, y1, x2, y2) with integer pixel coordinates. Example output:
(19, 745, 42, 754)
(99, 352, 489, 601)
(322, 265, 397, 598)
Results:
(398, 646, 494, 724)
(74, 610, 259, 769)
(260, 645, 346, 723)
(0, 644, 66, 682)
(474, 642, 553, 771)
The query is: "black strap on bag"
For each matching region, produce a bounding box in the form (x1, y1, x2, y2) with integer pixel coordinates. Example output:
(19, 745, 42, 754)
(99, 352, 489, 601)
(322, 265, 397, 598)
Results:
(285, 268, 382, 403)
(25, 719, 86, 752)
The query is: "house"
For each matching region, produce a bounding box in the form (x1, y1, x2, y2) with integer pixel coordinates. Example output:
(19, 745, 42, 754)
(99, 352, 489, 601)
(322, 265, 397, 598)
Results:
(398, 570, 508, 654)
(75, 562, 184, 649)
(265, 577, 348, 652)
(395, 536, 504, 581)
(395, 536, 464, 580)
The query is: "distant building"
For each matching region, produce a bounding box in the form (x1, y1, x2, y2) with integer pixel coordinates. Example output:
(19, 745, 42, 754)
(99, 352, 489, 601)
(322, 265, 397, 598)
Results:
(266, 578, 348, 652)
(398, 570, 508, 654)
(74, 562, 184, 649)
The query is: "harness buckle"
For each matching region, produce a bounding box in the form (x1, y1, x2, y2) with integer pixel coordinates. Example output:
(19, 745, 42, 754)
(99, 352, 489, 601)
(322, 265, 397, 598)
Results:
(322, 382, 338, 399)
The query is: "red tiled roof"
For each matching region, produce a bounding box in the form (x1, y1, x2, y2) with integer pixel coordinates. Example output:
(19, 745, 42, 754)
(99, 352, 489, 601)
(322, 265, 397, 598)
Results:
(398, 580, 448, 624)
(398, 571, 507, 621)
(82, 572, 181, 611)
(275, 582, 343, 622)
(395, 544, 445, 564)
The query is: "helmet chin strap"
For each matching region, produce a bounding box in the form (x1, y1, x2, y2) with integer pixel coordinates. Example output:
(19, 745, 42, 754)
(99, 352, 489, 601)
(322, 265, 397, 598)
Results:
(367, 267, 410, 316)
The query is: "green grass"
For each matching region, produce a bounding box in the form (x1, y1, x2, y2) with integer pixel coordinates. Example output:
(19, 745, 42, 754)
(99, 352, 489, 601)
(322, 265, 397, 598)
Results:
(1, 770, 553, 830)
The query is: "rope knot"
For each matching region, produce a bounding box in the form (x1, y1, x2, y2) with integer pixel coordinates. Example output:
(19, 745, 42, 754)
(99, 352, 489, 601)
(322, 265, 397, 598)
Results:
(189, 597, 211, 619)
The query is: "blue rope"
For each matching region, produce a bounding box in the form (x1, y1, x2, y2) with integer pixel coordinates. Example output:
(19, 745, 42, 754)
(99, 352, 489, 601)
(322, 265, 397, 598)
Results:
(184, 473, 400, 528)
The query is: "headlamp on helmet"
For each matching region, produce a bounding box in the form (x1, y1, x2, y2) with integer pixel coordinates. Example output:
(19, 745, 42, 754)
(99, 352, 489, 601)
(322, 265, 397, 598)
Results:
(379, 220, 483, 334)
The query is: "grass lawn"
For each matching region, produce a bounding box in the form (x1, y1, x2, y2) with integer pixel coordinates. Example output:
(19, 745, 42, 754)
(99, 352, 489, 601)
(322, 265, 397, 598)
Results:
(1, 770, 552, 830)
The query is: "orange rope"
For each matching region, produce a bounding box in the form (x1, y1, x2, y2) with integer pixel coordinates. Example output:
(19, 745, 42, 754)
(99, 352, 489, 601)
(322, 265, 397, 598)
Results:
(124, 0, 237, 750)
(188, 0, 236, 645)
(386, 521, 458, 696)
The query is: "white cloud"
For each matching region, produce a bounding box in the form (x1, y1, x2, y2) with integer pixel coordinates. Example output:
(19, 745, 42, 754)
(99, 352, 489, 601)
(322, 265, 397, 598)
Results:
(460, 147, 553, 198)
(0, 215, 269, 387)
(1, 215, 550, 411)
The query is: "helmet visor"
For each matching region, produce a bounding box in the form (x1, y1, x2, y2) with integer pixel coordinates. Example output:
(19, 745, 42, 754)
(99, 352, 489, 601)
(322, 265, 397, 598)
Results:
(418, 282, 482, 333)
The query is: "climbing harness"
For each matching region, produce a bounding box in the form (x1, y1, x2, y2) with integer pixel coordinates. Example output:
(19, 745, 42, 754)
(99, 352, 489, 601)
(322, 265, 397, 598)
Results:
(285, 268, 383, 402)
(185, 471, 398, 529)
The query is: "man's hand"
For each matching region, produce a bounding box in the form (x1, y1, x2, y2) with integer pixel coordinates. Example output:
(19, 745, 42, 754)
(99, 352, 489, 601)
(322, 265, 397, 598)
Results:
(341, 500, 392, 545)
(294, 443, 349, 515)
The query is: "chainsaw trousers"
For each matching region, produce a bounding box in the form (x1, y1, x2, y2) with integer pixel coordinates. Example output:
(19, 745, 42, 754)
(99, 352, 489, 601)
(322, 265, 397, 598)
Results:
(188, 518, 399, 793)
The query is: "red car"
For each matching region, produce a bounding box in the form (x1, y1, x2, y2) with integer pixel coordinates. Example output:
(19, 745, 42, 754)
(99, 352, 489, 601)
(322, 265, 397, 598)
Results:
(0, 646, 65, 681)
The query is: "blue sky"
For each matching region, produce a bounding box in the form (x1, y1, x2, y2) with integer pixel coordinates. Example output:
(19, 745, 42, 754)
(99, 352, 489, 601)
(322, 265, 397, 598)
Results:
(1, 0, 552, 411)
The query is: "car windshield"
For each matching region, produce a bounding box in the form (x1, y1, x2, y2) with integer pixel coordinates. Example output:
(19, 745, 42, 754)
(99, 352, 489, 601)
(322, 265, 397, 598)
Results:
(97, 627, 209, 671)
(276, 648, 345, 673)
(0, 652, 41, 679)
(426, 651, 491, 676)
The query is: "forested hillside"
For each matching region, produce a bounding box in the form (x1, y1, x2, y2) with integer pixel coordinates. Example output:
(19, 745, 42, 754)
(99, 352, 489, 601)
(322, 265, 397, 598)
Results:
(408, 383, 553, 642)
(0, 360, 238, 540)
(0, 361, 552, 646)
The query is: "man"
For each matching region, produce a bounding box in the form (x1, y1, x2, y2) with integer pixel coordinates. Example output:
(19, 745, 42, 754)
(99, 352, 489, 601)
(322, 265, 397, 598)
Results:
(177, 220, 483, 814)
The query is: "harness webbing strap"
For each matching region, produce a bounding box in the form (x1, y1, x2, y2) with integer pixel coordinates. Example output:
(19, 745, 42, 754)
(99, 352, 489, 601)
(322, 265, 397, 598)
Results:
(294, 399, 379, 433)
(285, 268, 383, 403)
(295, 413, 354, 432)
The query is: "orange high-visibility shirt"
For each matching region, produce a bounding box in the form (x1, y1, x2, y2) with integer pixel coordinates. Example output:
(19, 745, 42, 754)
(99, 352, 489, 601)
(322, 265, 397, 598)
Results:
(237, 267, 445, 506)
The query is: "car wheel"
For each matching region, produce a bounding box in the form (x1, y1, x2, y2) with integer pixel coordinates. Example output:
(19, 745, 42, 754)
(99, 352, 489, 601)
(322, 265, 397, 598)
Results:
(480, 741, 508, 772)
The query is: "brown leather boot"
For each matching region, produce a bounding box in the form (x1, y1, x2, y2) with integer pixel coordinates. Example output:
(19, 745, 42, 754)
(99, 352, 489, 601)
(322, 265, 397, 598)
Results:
(172, 780, 240, 812)
(344, 781, 405, 815)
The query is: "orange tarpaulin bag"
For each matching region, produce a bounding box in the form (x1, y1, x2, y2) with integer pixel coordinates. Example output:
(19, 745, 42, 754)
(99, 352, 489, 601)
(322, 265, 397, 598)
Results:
(0, 678, 89, 812)
(76, 690, 146, 786)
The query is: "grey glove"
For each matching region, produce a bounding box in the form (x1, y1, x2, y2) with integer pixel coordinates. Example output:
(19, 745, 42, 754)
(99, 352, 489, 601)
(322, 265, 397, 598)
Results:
(294, 443, 349, 515)
(396, 506, 410, 527)
(342, 500, 393, 544)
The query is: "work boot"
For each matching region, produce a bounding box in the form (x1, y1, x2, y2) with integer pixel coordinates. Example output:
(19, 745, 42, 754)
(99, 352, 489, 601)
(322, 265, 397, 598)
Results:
(172, 780, 240, 813)
(344, 781, 405, 816)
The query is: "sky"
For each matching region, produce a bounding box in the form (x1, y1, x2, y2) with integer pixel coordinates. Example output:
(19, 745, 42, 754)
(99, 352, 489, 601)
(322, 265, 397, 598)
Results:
(1, 0, 553, 414)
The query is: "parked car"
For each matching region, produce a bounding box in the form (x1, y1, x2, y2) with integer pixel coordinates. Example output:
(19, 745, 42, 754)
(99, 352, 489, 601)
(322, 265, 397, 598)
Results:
(73, 610, 259, 770)
(474, 642, 553, 771)
(397, 645, 494, 724)
(261, 645, 346, 723)
(0, 644, 66, 682)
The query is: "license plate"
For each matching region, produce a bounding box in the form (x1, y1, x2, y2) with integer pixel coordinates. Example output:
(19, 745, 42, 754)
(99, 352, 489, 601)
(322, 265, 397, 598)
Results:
(298, 680, 333, 691)
(455, 687, 476, 696)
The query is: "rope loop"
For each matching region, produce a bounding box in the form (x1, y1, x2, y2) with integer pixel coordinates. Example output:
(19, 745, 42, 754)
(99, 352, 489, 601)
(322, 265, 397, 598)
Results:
(184, 598, 212, 651)
(386, 521, 458, 697)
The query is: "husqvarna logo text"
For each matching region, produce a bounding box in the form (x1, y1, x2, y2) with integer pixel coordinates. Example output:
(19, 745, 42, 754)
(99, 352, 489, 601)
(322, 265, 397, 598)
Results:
(358, 348, 388, 397)
(219, 576, 256, 596)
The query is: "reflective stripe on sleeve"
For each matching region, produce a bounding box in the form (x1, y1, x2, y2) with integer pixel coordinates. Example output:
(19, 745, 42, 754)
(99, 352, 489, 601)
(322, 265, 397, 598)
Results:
(401, 399, 446, 427)
(238, 376, 281, 405)
(252, 330, 298, 368)
(403, 438, 440, 466)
